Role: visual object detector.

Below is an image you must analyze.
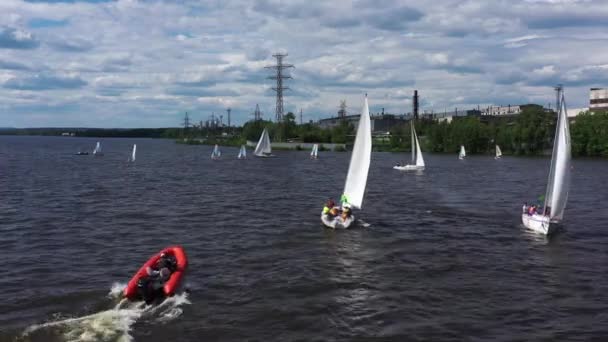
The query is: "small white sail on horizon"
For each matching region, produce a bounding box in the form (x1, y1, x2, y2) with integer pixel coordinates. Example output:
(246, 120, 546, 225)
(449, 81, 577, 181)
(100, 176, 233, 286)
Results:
(93, 141, 103, 156)
(459, 145, 466, 160)
(495, 145, 502, 159)
(321, 95, 372, 229)
(394, 121, 425, 171)
(237, 145, 247, 159)
(129, 144, 137, 162)
(211, 144, 221, 159)
(522, 87, 571, 235)
(254, 128, 273, 157)
(310, 144, 319, 159)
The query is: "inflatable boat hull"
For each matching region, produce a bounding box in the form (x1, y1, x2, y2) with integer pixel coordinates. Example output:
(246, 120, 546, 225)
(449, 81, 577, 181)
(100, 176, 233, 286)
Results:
(123, 246, 188, 300)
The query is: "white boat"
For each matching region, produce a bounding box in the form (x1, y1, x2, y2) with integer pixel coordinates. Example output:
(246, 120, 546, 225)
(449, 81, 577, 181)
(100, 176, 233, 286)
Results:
(310, 144, 319, 159)
(321, 96, 372, 229)
(93, 141, 103, 156)
(495, 145, 502, 159)
(237, 145, 247, 159)
(211, 144, 221, 160)
(129, 144, 136, 162)
(522, 87, 571, 235)
(458, 145, 466, 160)
(394, 121, 425, 171)
(254, 128, 273, 157)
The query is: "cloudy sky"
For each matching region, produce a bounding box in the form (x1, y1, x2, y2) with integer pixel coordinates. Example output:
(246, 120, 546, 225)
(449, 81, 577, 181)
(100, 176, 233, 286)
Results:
(1, 0, 607, 127)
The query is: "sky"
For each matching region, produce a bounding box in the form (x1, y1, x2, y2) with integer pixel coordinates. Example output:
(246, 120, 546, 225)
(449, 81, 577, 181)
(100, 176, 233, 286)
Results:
(1, 0, 607, 128)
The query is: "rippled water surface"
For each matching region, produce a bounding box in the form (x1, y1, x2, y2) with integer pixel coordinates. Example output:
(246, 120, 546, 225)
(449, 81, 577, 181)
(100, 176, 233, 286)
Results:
(1, 136, 608, 341)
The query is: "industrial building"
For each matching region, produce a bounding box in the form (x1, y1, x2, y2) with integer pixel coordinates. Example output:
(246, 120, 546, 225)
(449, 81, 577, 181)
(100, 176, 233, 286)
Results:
(317, 113, 409, 133)
(590, 88, 608, 111)
(481, 105, 522, 116)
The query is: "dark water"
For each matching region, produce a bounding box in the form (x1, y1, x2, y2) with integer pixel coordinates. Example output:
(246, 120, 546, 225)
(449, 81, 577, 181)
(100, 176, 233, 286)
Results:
(1, 135, 608, 341)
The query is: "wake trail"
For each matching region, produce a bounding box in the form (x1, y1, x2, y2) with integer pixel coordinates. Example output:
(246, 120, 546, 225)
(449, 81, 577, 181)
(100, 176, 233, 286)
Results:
(22, 282, 190, 342)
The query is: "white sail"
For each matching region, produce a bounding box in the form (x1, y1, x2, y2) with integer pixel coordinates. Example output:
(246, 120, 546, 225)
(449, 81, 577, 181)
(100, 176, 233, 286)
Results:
(495, 145, 502, 158)
(414, 128, 425, 167)
(342, 96, 372, 209)
(93, 141, 101, 155)
(459, 145, 466, 159)
(211, 144, 221, 159)
(311, 144, 318, 158)
(238, 145, 246, 159)
(410, 122, 415, 164)
(543, 91, 571, 221)
(254, 128, 272, 157)
(131, 144, 136, 162)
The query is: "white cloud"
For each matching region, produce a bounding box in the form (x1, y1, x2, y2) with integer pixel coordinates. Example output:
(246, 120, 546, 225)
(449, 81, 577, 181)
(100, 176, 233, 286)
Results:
(0, 0, 606, 127)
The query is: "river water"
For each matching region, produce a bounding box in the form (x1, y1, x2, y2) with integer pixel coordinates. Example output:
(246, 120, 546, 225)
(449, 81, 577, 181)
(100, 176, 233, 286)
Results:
(1, 136, 607, 341)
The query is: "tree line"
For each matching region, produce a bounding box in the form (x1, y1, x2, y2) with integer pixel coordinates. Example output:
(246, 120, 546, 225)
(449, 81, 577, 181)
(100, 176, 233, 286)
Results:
(3, 107, 607, 157)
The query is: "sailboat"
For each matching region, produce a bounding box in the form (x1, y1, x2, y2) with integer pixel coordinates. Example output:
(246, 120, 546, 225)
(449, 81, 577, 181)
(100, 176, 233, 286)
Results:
(458, 145, 466, 160)
(254, 128, 273, 157)
(237, 145, 247, 159)
(310, 144, 319, 159)
(321, 95, 372, 229)
(522, 87, 571, 235)
(211, 144, 221, 160)
(129, 144, 137, 162)
(93, 141, 103, 156)
(394, 121, 425, 171)
(495, 145, 502, 159)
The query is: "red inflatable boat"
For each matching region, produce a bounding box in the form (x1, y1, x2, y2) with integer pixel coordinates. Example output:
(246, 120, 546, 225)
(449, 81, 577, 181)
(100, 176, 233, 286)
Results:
(124, 246, 188, 301)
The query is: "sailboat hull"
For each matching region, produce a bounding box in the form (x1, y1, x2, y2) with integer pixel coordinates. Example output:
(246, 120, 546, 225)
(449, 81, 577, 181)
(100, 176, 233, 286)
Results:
(393, 164, 424, 171)
(321, 214, 355, 229)
(522, 213, 558, 235)
(254, 154, 274, 158)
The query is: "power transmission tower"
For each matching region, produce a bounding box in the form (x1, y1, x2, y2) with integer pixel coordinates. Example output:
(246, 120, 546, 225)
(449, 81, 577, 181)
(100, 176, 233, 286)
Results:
(253, 104, 262, 121)
(227, 108, 231, 128)
(183, 112, 190, 134)
(265, 53, 294, 122)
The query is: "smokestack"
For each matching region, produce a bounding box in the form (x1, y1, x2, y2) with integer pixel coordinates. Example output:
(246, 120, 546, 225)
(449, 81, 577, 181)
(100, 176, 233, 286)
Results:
(413, 90, 419, 120)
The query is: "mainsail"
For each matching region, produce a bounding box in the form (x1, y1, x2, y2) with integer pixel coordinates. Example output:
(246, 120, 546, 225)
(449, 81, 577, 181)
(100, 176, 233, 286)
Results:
(413, 126, 425, 167)
(459, 145, 466, 159)
(238, 145, 246, 159)
(254, 128, 272, 156)
(93, 142, 101, 155)
(311, 144, 318, 158)
(211, 144, 221, 159)
(342, 96, 372, 209)
(131, 144, 136, 162)
(543, 90, 571, 221)
(495, 145, 502, 158)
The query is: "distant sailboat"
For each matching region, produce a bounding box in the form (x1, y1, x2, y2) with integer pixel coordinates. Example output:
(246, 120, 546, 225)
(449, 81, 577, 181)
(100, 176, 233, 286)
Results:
(93, 141, 103, 156)
(237, 145, 247, 159)
(522, 87, 571, 235)
(310, 144, 319, 159)
(495, 145, 502, 159)
(459, 145, 466, 160)
(321, 95, 372, 229)
(129, 144, 136, 162)
(211, 144, 221, 160)
(394, 121, 425, 171)
(254, 128, 273, 157)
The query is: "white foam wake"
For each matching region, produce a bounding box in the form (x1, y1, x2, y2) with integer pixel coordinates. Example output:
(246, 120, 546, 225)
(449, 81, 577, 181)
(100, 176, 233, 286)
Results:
(22, 284, 190, 342)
